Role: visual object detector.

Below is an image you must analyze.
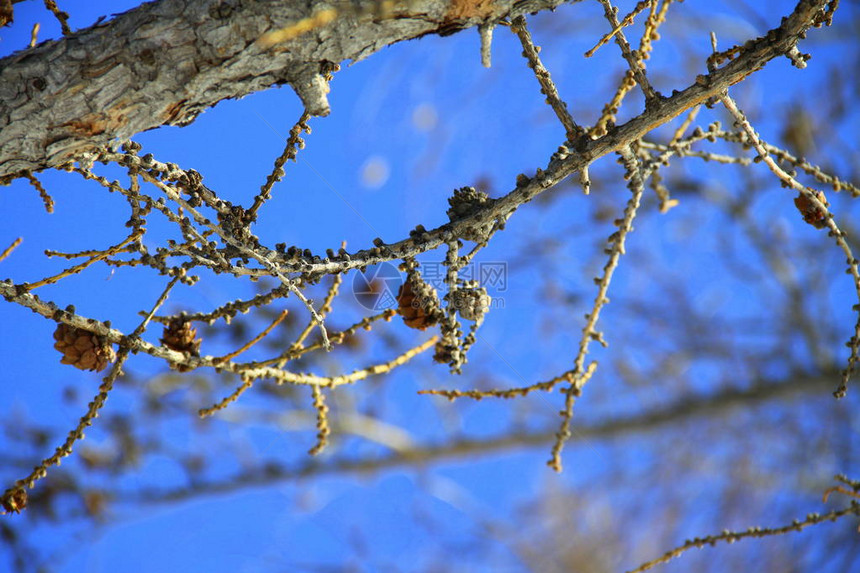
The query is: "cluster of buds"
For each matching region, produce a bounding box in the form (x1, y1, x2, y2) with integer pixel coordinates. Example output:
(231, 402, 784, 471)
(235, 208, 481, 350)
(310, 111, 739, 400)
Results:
(450, 284, 491, 322)
(433, 330, 463, 369)
(447, 187, 495, 242)
(217, 201, 255, 241)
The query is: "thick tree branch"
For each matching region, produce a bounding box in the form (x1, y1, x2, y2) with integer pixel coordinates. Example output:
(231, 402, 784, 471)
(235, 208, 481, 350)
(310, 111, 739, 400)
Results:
(0, 0, 570, 178)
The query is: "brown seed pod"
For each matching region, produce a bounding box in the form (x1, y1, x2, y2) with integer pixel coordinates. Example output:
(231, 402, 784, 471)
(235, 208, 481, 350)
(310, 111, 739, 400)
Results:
(794, 190, 828, 229)
(396, 275, 441, 331)
(53, 323, 116, 372)
(161, 317, 202, 356)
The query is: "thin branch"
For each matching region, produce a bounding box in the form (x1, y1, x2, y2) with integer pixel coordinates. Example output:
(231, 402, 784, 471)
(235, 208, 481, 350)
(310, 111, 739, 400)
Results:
(23, 230, 143, 291)
(267, 309, 395, 366)
(0, 237, 22, 263)
(256, 1, 398, 48)
(419, 368, 577, 400)
(212, 309, 289, 364)
(585, 0, 653, 58)
(43, 0, 70, 35)
(198, 376, 253, 418)
(22, 171, 53, 213)
(590, 0, 674, 137)
(289, 273, 342, 356)
(595, 0, 659, 102)
(627, 502, 860, 573)
(511, 15, 582, 140)
(549, 145, 645, 472)
(248, 111, 311, 219)
(256, 8, 339, 47)
(266, 336, 438, 388)
(307, 385, 331, 455)
(29, 22, 40, 48)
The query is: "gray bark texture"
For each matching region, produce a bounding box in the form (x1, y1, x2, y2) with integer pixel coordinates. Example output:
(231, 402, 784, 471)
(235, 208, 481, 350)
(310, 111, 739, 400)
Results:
(0, 0, 569, 179)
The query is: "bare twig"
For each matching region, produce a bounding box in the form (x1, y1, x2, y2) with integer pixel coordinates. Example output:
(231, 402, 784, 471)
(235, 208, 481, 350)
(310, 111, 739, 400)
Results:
(549, 145, 645, 472)
(198, 376, 254, 418)
(594, 0, 659, 102)
(24, 230, 143, 291)
(29, 22, 39, 47)
(308, 384, 331, 455)
(248, 111, 311, 219)
(627, 502, 860, 573)
(213, 310, 289, 363)
(511, 16, 582, 139)
(23, 171, 53, 213)
(585, 0, 653, 58)
(0, 237, 21, 263)
(43, 0, 70, 35)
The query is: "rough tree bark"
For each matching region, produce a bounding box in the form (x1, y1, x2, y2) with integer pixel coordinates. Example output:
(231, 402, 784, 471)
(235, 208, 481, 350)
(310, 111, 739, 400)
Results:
(0, 0, 572, 179)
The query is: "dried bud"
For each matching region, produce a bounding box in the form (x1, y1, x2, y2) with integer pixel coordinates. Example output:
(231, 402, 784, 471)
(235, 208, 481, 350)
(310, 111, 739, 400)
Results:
(1, 488, 27, 514)
(451, 287, 491, 321)
(447, 187, 496, 242)
(433, 338, 460, 365)
(448, 187, 488, 218)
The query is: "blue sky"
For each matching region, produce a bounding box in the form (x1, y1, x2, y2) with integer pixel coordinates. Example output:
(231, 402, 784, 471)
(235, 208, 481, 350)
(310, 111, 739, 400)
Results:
(2, 1, 860, 571)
